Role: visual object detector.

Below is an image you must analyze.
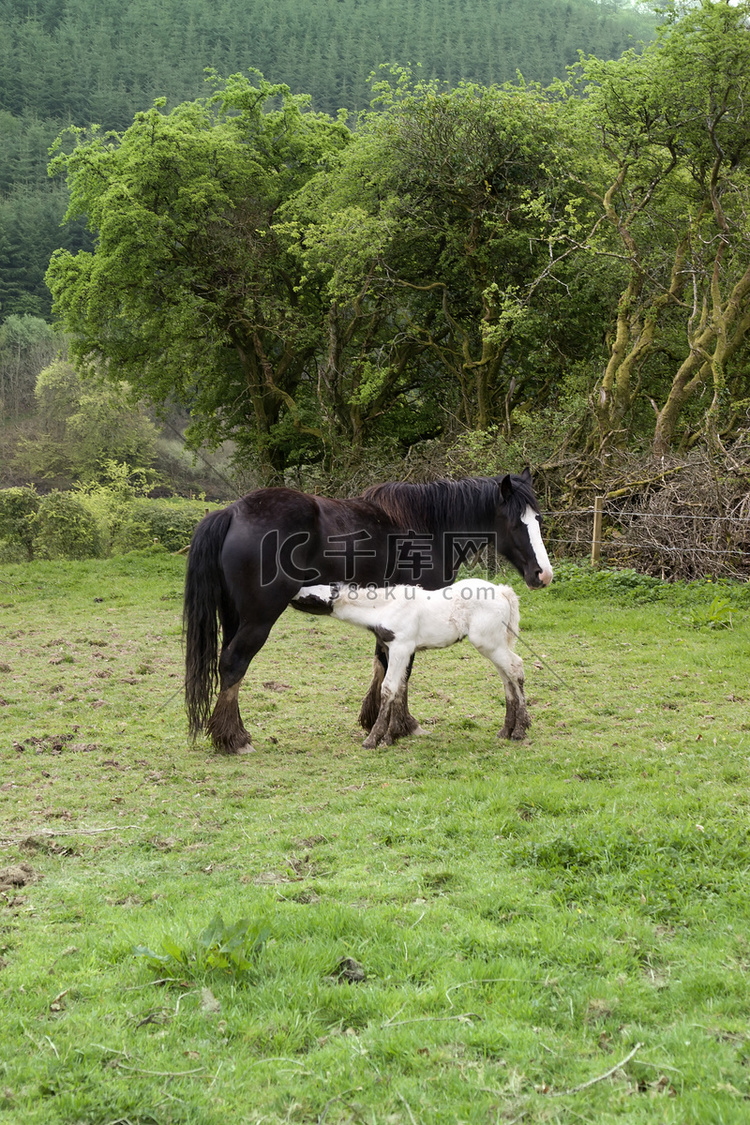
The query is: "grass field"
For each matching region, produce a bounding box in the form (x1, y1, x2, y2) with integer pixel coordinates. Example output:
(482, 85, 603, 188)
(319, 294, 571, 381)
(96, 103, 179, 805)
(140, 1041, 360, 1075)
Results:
(1, 550, 749, 1124)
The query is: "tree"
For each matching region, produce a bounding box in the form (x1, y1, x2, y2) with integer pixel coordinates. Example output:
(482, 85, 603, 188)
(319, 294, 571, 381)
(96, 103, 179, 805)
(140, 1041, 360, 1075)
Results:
(564, 0, 750, 454)
(283, 71, 593, 452)
(46, 73, 351, 482)
(0, 313, 60, 420)
(13, 360, 158, 482)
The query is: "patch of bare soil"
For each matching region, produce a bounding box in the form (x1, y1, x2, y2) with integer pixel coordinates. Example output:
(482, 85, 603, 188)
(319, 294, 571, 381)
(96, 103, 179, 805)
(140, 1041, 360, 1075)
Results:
(0, 861, 38, 906)
(12, 733, 99, 754)
(0, 862, 36, 890)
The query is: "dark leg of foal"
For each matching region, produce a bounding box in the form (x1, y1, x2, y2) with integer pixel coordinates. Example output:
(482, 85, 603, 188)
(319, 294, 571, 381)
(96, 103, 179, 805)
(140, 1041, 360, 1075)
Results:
(362, 686, 395, 749)
(359, 645, 422, 739)
(499, 674, 531, 741)
(384, 654, 425, 741)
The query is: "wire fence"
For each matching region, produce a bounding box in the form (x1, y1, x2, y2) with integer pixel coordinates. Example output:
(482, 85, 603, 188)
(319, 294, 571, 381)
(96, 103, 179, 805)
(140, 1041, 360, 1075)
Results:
(543, 499, 750, 581)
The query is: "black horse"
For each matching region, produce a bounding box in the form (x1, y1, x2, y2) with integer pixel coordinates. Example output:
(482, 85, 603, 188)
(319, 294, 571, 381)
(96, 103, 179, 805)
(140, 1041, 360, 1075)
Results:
(184, 469, 553, 753)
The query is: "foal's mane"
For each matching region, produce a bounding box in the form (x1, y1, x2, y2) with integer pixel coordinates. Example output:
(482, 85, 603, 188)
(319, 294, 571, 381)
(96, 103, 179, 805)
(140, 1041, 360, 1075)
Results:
(362, 475, 538, 531)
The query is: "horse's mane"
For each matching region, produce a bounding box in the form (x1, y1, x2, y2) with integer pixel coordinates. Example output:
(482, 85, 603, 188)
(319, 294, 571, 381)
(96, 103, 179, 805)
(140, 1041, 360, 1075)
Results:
(361, 475, 538, 531)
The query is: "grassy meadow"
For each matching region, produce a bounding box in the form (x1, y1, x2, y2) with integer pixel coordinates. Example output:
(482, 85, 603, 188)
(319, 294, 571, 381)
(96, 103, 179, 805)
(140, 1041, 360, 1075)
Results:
(0, 549, 749, 1124)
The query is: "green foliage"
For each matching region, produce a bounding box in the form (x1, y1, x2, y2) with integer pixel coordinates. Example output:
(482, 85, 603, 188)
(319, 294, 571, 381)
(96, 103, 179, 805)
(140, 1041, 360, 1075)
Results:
(548, 562, 750, 620)
(0, 314, 60, 421)
(17, 0, 750, 477)
(0, 0, 656, 129)
(75, 465, 213, 554)
(31, 490, 104, 560)
(1, 474, 211, 560)
(440, 365, 592, 474)
(13, 361, 158, 482)
(82, 459, 157, 498)
(134, 914, 270, 982)
(551, 563, 666, 602)
(0, 0, 655, 321)
(124, 498, 210, 553)
(46, 75, 350, 481)
(0, 485, 40, 560)
(0, 181, 90, 320)
(564, 0, 750, 452)
(72, 462, 159, 555)
(685, 595, 736, 631)
(284, 73, 596, 447)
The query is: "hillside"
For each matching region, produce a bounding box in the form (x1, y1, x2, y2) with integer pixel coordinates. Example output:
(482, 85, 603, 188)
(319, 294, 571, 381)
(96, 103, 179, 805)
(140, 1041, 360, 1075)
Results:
(0, 0, 655, 321)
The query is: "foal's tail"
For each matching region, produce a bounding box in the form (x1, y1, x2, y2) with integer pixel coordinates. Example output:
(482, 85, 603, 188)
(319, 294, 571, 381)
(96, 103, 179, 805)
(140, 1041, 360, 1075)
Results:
(183, 506, 234, 738)
(503, 586, 521, 651)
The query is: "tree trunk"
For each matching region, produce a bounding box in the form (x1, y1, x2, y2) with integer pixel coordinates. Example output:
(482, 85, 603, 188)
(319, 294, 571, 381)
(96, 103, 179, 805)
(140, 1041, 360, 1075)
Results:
(653, 264, 750, 455)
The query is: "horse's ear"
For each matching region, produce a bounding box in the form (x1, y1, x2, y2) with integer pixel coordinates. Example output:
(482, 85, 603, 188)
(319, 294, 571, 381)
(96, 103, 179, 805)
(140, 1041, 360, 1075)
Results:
(521, 465, 532, 483)
(499, 474, 513, 502)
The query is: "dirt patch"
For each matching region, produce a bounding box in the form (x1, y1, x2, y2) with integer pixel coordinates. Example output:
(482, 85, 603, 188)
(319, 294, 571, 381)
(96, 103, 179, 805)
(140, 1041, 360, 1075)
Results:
(19, 835, 79, 856)
(0, 862, 36, 890)
(0, 862, 38, 905)
(12, 733, 99, 754)
(294, 834, 329, 848)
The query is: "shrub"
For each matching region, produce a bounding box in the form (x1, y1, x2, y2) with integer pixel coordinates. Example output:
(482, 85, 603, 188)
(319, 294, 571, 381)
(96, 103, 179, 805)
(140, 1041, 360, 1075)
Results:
(0, 487, 40, 560)
(128, 499, 209, 552)
(13, 361, 158, 482)
(32, 491, 105, 560)
(74, 463, 154, 556)
(1, 485, 212, 561)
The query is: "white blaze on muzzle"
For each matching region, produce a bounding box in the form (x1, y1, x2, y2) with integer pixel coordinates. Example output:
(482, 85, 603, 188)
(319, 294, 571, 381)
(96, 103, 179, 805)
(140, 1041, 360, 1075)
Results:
(522, 505, 553, 586)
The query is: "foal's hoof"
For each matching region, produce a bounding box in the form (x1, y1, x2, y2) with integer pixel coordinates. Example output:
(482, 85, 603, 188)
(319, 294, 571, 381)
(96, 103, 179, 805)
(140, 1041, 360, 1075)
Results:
(499, 725, 527, 741)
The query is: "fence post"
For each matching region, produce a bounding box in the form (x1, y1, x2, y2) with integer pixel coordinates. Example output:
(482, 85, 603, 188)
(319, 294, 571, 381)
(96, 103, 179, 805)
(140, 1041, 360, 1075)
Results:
(591, 496, 604, 567)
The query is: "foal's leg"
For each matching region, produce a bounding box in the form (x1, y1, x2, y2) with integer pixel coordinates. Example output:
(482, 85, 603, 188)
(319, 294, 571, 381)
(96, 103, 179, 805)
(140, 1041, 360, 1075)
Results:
(362, 646, 413, 749)
(359, 642, 424, 740)
(470, 628, 530, 741)
(495, 652, 530, 741)
(384, 654, 425, 741)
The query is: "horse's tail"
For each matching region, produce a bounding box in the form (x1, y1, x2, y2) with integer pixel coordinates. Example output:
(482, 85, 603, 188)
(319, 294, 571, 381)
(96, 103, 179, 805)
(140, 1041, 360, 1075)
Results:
(183, 506, 234, 738)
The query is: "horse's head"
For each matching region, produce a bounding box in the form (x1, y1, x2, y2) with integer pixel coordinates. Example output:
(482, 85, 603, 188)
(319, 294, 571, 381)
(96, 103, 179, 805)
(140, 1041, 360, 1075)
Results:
(497, 468, 553, 590)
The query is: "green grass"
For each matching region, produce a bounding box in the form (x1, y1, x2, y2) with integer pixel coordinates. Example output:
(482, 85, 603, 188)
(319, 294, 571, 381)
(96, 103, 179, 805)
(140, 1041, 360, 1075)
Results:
(1, 550, 749, 1124)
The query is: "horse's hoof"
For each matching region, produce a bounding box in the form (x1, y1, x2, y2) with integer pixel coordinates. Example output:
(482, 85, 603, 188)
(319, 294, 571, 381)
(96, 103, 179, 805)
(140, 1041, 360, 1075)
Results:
(362, 735, 378, 749)
(411, 724, 427, 737)
(218, 741, 255, 755)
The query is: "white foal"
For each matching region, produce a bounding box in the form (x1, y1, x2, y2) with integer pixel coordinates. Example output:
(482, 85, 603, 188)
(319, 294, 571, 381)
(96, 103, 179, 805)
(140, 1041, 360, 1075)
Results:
(292, 578, 530, 748)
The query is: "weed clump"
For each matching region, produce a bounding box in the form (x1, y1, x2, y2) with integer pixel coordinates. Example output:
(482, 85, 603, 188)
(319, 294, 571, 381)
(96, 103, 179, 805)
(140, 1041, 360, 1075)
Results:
(134, 914, 270, 982)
